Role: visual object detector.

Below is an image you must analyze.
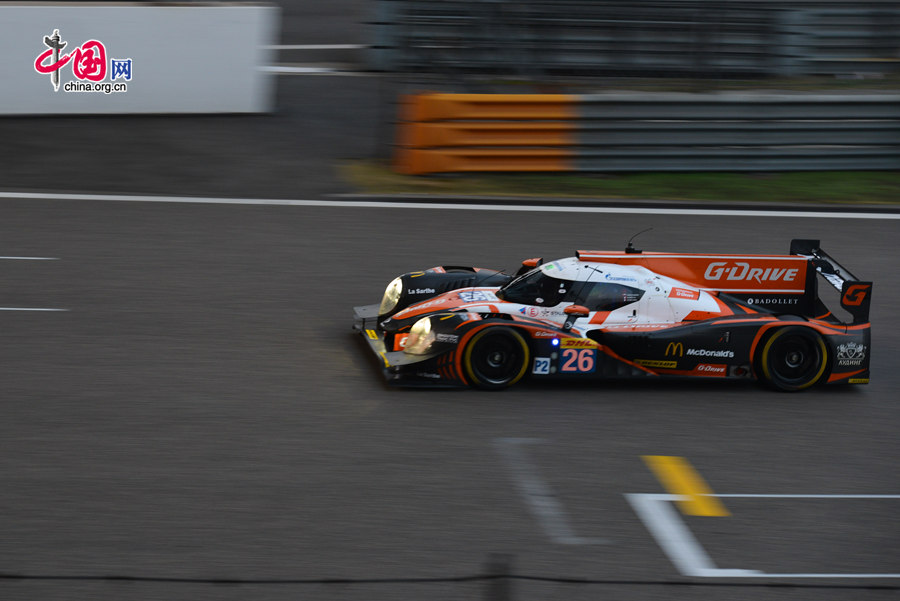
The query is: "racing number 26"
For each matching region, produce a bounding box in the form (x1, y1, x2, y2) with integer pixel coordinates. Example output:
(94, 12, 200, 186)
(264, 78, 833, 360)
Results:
(560, 349, 596, 373)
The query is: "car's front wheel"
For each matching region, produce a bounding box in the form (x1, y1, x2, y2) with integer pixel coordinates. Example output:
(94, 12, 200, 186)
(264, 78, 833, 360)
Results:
(462, 327, 530, 390)
(759, 326, 829, 392)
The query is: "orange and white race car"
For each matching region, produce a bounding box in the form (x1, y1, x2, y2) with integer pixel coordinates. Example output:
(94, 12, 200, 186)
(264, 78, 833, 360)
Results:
(353, 239, 871, 391)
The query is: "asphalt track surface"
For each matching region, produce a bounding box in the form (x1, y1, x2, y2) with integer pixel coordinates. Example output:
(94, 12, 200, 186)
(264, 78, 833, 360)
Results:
(2, 2, 899, 599)
(2, 195, 899, 601)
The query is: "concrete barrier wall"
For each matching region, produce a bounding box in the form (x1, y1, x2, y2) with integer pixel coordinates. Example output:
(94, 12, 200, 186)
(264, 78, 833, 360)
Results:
(1, 2, 280, 115)
(372, 0, 900, 78)
(394, 92, 900, 174)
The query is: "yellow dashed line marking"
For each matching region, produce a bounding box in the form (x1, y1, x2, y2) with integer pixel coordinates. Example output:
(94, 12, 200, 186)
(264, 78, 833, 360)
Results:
(642, 455, 730, 517)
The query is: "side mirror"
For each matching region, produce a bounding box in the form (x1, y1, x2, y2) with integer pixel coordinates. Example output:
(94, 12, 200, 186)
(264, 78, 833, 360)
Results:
(515, 257, 543, 276)
(564, 304, 589, 316)
(563, 304, 590, 331)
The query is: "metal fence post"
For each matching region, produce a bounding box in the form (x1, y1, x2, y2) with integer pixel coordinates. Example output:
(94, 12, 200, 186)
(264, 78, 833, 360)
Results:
(484, 553, 513, 601)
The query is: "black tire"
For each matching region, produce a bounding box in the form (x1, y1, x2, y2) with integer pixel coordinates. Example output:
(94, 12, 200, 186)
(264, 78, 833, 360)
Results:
(759, 326, 829, 392)
(462, 327, 530, 390)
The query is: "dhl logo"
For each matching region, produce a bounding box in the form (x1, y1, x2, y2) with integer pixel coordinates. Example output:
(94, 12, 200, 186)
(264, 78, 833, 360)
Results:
(665, 342, 684, 357)
(561, 338, 599, 349)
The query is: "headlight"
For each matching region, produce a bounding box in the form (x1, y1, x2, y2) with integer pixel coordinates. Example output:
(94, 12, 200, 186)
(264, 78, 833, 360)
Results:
(404, 317, 435, 355)
(379, 277, 403, 315)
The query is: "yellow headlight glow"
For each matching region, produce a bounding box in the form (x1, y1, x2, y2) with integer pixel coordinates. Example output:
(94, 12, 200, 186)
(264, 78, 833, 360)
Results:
(404, 317, 436, 355)
(379, 277, 404, 315)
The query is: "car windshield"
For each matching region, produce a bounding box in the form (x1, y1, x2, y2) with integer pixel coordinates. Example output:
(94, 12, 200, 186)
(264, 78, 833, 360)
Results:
(497, 269, 571, 307)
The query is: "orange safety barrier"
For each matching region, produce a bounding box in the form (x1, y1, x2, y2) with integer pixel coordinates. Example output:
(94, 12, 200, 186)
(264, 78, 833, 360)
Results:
(398, 122, 577, 149)
(394, 93, 578, 175)
(395, 148, 575, 175)
(399, 93, 577, 122)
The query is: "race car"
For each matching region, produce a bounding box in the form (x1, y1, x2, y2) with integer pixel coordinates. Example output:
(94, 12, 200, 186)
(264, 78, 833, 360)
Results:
(353, 239, 871, 391)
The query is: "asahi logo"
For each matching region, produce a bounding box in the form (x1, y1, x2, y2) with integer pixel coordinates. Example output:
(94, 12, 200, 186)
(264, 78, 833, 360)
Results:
(704, 262, 799, 283)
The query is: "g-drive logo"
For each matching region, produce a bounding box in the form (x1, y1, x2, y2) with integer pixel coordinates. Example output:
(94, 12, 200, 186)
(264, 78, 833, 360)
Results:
(704, 262, 799, 284)
(34, 29, 132, 94)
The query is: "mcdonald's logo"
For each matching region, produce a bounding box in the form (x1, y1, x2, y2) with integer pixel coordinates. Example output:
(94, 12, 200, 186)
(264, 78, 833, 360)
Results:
(665, 342, 684, 357)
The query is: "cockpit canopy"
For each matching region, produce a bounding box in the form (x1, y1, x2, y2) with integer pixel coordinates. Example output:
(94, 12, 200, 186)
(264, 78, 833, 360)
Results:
(498, 261, 644, 311)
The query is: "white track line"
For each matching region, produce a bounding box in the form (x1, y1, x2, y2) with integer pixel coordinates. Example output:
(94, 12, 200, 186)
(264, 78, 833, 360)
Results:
(0, 256, 58, 260)
(1, 191, 898, 219)
(627, 492, 900, 578)
(626, 493, 744, 577)
(494, 438, 608, 545)
(0, 307, 67, 311)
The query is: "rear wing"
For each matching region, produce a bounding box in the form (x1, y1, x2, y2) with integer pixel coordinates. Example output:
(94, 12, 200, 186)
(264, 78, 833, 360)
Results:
(576, 240, 870, 324)
(790, 239, 872, 324)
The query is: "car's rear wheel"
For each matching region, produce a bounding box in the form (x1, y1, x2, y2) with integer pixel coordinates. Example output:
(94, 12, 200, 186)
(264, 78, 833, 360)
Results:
(759, 326, 829, 392)
(462, 327, 530, 390)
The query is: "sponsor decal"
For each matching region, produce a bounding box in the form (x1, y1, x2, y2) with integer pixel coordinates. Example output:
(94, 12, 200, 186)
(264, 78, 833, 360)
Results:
(704, 262, 799, 284)
(533, 357, 551, 375)
(408, 288, 436, 295)
(532, 331, 557, 338)
(398, 297, 447, 314)
(604, 324, 672, 330)
(665, 342, 684, 357)
(392, 334, 410, 351)
(836, 342, 866, 367)
(819, 271, 843, 288)
(415, 372, 441, 379)
(605, 273, 637, 282)
(636, 359, 678, 369)
(745, 297, 800, 305)
(686, 348, 734, 358)
(435, 333, 458, 343)
(34, 29, 131, 94)
(519, 306, 565, 319)
(669, 287, 700, 300)
(695, 364, 727, 376)
(560, 338, 599, 349)
(458, 290, 496, 303)
(848, 378, 869, 384)
(842, 284, 870, 307)
(521, 306, 541, 318)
